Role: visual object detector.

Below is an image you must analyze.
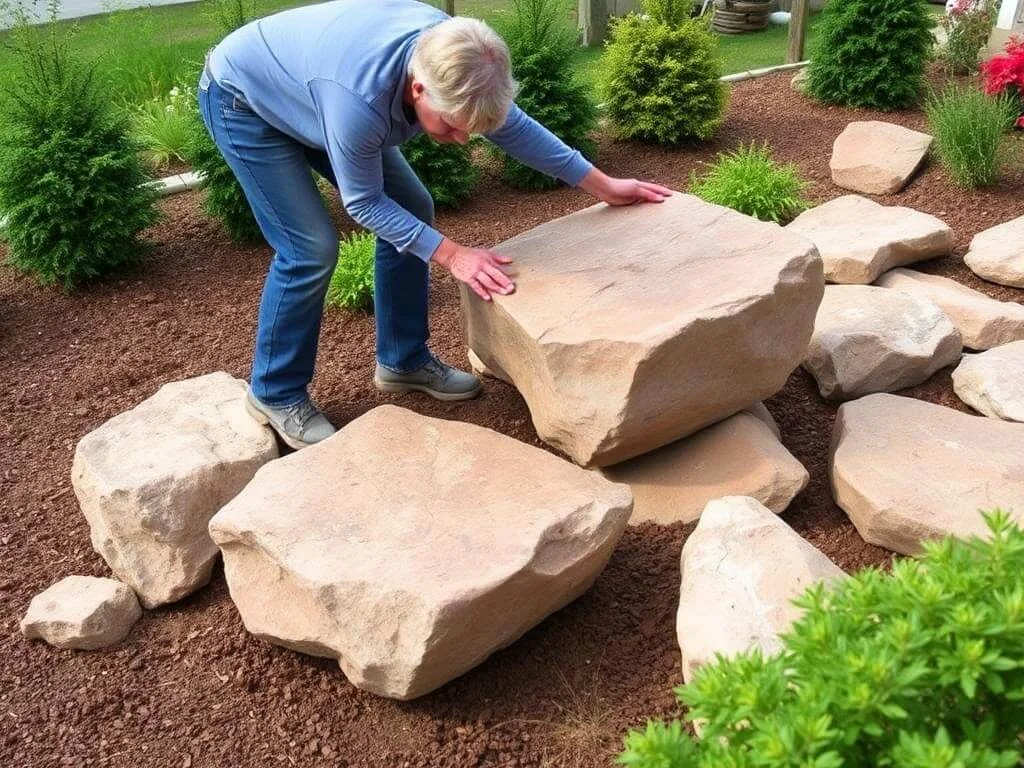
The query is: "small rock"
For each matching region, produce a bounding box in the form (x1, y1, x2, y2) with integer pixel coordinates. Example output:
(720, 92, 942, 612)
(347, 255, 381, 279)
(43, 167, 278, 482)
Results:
(952, 341, 1024, 422)
(964, 214, 1024, 288)
(20, 576, 142, 650)
(830, 121, 932, 195)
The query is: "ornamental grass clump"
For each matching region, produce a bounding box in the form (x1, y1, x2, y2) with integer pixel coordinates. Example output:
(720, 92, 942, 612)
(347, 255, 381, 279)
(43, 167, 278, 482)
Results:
(400, 134, 478, 209)
(807, 0, 935, 110)
(617, 510, 1024, 768)
(0, 9, 159, 289)
(926, 86, 1019, 188)
(689, 142, 811, 224)
(492, 0, 597, 189)
(325, 231, 375, 312)
(130, 84, 195, 171)
(601, 0, 727, 145)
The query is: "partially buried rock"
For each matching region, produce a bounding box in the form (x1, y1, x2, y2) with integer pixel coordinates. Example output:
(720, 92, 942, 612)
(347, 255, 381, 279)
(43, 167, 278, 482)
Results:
(803, 285, 962, 400)
(829, 121, 932, 195)
(786, 196, 952, 284)
(21, 576, 141, 650)
(208, 405, 633, 700)
(72, 372, 278, 608)
(677, 496, 845, 682)
(876, 268, 1024, 350)
(601, 407, 807, 525)
(964, 215, 1024, 289)
(952, 341, 1024, 422)
(830, 394, 1024, 555)
(462, 194, 823, 467)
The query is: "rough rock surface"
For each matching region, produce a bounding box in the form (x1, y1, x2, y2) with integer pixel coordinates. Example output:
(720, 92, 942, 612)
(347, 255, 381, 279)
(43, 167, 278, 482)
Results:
(877, 268, 1024, 350)
(830, 393, 1024, 555)
(803, 284, 962, 400)
(952, 341, 1024, 422)
(829, 121, 932, 195)
(209, 405, 633, 700)
(676, 496, 845, 682)
(964, 215, 1024, 288)
(787, 195, 952, 284)
(20, 576, 142, 650)
(461, 194, 824, 467)
(602, 408, 808, 525)
(72, 372, 278, 608)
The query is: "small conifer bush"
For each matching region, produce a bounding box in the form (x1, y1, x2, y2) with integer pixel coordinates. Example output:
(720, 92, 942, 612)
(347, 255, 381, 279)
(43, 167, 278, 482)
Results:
(400, 134, 478, 209)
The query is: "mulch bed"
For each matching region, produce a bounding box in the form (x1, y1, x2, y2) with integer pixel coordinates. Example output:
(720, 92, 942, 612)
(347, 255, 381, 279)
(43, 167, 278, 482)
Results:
(2, 69, 1023, 768)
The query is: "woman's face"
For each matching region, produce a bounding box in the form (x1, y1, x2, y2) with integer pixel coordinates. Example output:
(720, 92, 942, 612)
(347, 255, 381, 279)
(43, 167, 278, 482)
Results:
(409, 80, 471, 145)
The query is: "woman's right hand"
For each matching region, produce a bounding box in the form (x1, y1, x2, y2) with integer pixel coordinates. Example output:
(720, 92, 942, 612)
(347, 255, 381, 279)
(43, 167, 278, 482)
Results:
(432, 238, 516, 301)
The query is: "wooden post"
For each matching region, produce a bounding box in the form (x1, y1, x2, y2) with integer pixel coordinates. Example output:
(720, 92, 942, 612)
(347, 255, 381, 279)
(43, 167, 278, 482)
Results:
(787, 0, 808, 64)
(580, 0, 608, 46)
(445, 0, 455, 15)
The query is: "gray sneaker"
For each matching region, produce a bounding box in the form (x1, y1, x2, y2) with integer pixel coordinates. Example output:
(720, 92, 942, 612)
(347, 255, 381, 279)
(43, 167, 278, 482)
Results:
(373, 355, 482, 401)
(244, 390, 337, 450)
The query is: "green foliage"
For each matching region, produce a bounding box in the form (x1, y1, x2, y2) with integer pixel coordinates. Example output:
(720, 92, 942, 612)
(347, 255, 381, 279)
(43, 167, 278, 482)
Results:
(807, 0, 935, 110)
(129, 84, 195, 170)
(204, 0, 256, 35)
(618, 511, 1024, 768)
(493, 0, 597, 189)
(0, 10, 159, 289)
(601, 0, 727, 145)
(400, 134, 478, 209)
(325, 231, 375, 312)
(689, 142, 810, 224)
(939, 2, 998, 75)
(925, 86, 1019, 188)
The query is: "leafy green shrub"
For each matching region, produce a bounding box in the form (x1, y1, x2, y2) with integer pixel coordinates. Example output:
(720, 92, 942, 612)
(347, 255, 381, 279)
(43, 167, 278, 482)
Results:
(203, 0, 255, 36)
(0, 16, 159, 289)
(130, 84, 194, 170)
(400, 134, 478, 209)
(940, 1, 999, 75)
(492, 0, 597, 190)
(689, 142, 810, 223)
(618, 510, 1024, 768)
(807, 0, 935, 110)
(601, 0, 727, 145)
(926, 86, 1019, 188)
(325, 231, 375, 312)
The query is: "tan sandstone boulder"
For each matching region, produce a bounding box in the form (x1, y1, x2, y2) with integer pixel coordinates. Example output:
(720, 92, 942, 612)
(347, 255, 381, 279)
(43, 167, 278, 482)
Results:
(964, 215, 1024, 288)
(876, 268, 1024, 350)
(677, 496, 845, 682)
(787, 196, 952, 284)
(72, 373, 278, 608)
(208, 405, 633, 700)
(803, 285, 962, 400)
(20, 576, 142, 650)
(830, 121, 932, 195)
(952, 341, 1024, 422)
(461, 194, 824, 467)
(602, 408, 807, 525)
(830, 394, 1024, 555)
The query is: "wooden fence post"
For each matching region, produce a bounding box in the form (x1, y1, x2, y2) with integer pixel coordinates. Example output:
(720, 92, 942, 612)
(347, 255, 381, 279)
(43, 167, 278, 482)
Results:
(787, 0, 808, 63)
(445, 0, 455, 15)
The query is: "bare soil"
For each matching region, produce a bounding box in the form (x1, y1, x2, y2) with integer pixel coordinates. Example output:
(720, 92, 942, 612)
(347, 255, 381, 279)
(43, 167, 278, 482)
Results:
(2, 70, 1023, 768)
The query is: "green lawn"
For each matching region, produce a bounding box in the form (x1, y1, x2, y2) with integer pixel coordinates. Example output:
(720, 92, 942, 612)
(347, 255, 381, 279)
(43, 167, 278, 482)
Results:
(0, 0, 853, 109)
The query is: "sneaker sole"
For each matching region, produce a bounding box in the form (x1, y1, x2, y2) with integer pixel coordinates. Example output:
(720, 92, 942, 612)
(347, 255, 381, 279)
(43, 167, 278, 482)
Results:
(373, 377, 482, 402)
(244, 397, 314, 451)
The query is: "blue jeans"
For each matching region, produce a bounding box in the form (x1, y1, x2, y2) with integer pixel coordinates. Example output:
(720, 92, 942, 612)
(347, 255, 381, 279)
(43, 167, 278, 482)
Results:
(198, 70, 433, 406)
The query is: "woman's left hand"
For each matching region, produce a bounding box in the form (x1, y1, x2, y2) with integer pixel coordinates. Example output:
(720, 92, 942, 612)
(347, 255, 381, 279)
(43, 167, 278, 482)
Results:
(579, 168, 673, 206)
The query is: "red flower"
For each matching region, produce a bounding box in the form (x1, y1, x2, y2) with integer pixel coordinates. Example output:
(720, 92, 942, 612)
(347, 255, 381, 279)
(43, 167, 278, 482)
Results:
(981, 35, 1024, 96)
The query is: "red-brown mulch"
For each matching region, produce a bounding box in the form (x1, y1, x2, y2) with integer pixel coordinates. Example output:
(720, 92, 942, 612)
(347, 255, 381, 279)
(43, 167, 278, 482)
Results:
(2, 70, 1023, 768)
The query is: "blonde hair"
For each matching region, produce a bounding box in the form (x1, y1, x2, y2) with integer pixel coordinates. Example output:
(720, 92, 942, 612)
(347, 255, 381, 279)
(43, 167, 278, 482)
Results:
(409, 17, 518, 134)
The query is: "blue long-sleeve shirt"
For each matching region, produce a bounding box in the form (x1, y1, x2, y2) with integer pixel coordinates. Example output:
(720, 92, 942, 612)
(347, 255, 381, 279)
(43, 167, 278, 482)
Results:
(208, 0, 594, 262)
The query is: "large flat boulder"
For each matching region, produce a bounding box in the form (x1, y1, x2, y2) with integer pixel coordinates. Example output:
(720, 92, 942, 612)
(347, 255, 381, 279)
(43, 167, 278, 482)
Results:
(952, 341, 1024, 422)
(876, 268, 1024, 350)
(208, 405, 633, 700)
(830, 121, 932, 195)
(461, 194, 824, 467)
(786, 196, 952, 284)
(830, 394, 1024, 555)
(677, 496, 845, 682)
(964, 215, 1024, 288)
(602, 408, 807, 525)
(72, 373, 278, 608)
(804, 285, 962, 400)
(20, 576, 142, 650)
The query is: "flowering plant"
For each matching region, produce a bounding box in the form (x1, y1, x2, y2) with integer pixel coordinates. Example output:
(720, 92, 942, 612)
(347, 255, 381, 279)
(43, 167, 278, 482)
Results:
(981, 35, 1024, 128)
(940, 0, 996, 74)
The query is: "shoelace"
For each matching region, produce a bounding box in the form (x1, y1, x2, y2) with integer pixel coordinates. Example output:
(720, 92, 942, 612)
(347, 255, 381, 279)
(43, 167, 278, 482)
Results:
(285, 399, 318, 428)
(423, 355, 449, 381)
